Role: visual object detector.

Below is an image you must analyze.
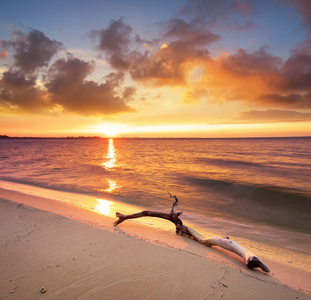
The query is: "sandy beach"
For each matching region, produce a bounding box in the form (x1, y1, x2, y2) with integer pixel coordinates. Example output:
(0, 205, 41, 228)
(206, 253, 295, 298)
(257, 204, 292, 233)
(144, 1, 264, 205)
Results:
(0, 188, 310, 300)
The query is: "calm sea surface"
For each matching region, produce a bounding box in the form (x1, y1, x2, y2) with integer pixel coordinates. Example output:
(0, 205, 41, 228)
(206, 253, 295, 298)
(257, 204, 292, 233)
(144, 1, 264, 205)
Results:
(1, 137, 311, 258)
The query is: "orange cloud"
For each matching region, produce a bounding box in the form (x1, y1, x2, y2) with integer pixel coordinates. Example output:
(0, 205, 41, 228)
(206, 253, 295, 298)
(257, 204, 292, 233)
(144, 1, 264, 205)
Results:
(0, 70, 49, 113)
(232, 109, 311, 123)
(127, 18, 220, 86)
(89, 16, 309, 112)
(87, 12, 310, 113)
(181, 44, 311, 109)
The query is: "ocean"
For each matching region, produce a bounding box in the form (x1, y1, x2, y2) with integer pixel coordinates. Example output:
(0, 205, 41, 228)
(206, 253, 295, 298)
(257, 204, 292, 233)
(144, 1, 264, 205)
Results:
(1, 137, 311, 267)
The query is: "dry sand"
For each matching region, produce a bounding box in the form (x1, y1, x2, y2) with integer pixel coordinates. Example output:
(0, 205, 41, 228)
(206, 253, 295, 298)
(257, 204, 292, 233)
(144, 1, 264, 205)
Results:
(0, 188, 310, 299)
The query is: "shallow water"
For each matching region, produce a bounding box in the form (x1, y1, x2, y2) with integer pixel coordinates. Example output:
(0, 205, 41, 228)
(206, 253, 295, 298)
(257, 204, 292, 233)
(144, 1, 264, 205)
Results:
(0, 137, 310, 258)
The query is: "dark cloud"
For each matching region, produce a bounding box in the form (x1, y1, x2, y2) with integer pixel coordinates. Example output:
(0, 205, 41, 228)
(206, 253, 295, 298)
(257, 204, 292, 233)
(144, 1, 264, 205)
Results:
(255, 39, 311, 109)
(257, 93, 311, 109)
(280, 39, 311, 91)
(44, 56, 135, 115)
(0, 29, 63, 113)
(0, 29, 136, 116)
(90, 16, 220, 86)
(164, 18, 220, 45)
(135, 35, 158, 50)
(90, 18, 133, 70)
(221, 48, 282, 76)
(45, 55, 95, 91)
(232, 109, 311, 123)
(0, 70, 48, 113)
(282, 0, 311, 25)
(1, 29, 63, 74)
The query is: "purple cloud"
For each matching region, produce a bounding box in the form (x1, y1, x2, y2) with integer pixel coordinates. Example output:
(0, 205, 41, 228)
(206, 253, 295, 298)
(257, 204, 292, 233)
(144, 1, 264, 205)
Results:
(90, 18, 133, 70)
(44, 56, 135, 115)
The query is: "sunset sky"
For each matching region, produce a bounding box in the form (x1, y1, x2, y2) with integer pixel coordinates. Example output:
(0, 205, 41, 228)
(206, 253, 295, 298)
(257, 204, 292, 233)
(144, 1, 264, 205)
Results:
(1, 0, 310, 137)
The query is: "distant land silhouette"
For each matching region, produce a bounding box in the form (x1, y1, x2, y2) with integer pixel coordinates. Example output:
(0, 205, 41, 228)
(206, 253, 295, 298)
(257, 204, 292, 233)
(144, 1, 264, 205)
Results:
(0, 135, 102, 139)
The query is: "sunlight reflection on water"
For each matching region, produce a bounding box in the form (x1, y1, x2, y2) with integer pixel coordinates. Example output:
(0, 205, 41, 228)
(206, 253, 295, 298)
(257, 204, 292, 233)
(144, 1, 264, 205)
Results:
(101, 139, 116, 170)
(104, 179, 118, 192)
(99, 138, 121, 193)
(94, 198, 114, 217)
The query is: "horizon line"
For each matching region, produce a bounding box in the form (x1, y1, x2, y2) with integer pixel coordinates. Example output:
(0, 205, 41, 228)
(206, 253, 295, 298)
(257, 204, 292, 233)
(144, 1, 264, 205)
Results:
(1, 135, 311, 140)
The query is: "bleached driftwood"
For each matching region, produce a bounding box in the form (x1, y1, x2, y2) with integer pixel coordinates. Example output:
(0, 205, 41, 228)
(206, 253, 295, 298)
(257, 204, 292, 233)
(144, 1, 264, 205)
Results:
(114, 193, 270, 273)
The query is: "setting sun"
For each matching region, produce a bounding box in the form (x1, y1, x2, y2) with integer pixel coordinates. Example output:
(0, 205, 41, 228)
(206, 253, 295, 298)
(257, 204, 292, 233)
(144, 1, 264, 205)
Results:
(88, 124, 127, 137)
(103, 127, 117, 137)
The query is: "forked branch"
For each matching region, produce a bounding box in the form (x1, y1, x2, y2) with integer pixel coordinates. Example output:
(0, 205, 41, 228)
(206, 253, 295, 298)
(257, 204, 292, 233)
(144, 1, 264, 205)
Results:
(114, 193, 270, 273)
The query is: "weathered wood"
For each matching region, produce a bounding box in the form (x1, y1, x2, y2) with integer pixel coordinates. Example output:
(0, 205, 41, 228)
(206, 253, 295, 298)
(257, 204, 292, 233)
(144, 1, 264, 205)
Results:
(114, 211, 181, 227)
(114, 193, 270, 273)
(185, 227, 270, 272)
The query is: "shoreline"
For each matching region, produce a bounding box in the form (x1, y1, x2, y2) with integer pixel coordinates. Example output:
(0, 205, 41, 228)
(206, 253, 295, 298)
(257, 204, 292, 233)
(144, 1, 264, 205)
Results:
(0, 187, 310, 298)
(1, 180, 310, 254)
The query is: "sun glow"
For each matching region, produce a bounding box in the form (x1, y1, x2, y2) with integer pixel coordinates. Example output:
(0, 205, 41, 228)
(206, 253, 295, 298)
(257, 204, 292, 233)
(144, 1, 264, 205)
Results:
(88, 123, 129, 137)
(86, 120, 311, 138)
(103, 127, 117, 137)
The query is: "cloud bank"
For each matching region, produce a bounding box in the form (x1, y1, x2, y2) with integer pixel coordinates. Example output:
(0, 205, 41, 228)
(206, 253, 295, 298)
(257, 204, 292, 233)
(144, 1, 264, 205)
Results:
(45, 56, 135, 115)
(0, 0, 310, 122)
(0, 29, 135, 115)
(232, 109, 311, 123)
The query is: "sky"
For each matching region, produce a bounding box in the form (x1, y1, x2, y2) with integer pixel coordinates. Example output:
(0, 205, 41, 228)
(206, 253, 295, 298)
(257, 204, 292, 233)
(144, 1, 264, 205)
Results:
(0, 0, 311, 138)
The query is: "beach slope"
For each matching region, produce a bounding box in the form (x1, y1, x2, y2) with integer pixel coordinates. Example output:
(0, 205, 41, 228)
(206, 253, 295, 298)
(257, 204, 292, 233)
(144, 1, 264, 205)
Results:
(0, 190, 310, 299)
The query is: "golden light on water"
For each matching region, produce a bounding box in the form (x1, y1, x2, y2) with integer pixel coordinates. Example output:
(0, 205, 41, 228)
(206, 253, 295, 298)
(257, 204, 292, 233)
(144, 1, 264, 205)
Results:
(104, 179, 118, 192)
(101, 138, 116, 170)
(99, 138, 121, 193)
(95, 199, 113, 217)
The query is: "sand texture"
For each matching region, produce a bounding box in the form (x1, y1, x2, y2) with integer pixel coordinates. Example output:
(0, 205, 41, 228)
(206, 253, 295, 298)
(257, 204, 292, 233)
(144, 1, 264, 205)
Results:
(0, 188, 310, 299)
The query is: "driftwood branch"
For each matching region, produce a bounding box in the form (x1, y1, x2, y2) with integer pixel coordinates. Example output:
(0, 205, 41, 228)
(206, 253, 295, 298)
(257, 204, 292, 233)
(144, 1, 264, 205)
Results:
(114, 193, 270, 273)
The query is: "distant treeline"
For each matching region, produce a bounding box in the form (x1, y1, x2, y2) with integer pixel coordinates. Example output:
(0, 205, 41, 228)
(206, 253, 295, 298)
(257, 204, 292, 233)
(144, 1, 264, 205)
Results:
(0, 135, 102, 139)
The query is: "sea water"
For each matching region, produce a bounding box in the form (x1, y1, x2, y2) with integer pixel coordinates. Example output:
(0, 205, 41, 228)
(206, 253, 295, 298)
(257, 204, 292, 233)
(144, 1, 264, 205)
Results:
(1, 137, 310, 264)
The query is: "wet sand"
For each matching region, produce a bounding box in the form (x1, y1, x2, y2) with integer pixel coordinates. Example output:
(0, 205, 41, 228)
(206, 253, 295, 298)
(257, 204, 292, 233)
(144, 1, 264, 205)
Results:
(0, 188, 310, 299)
